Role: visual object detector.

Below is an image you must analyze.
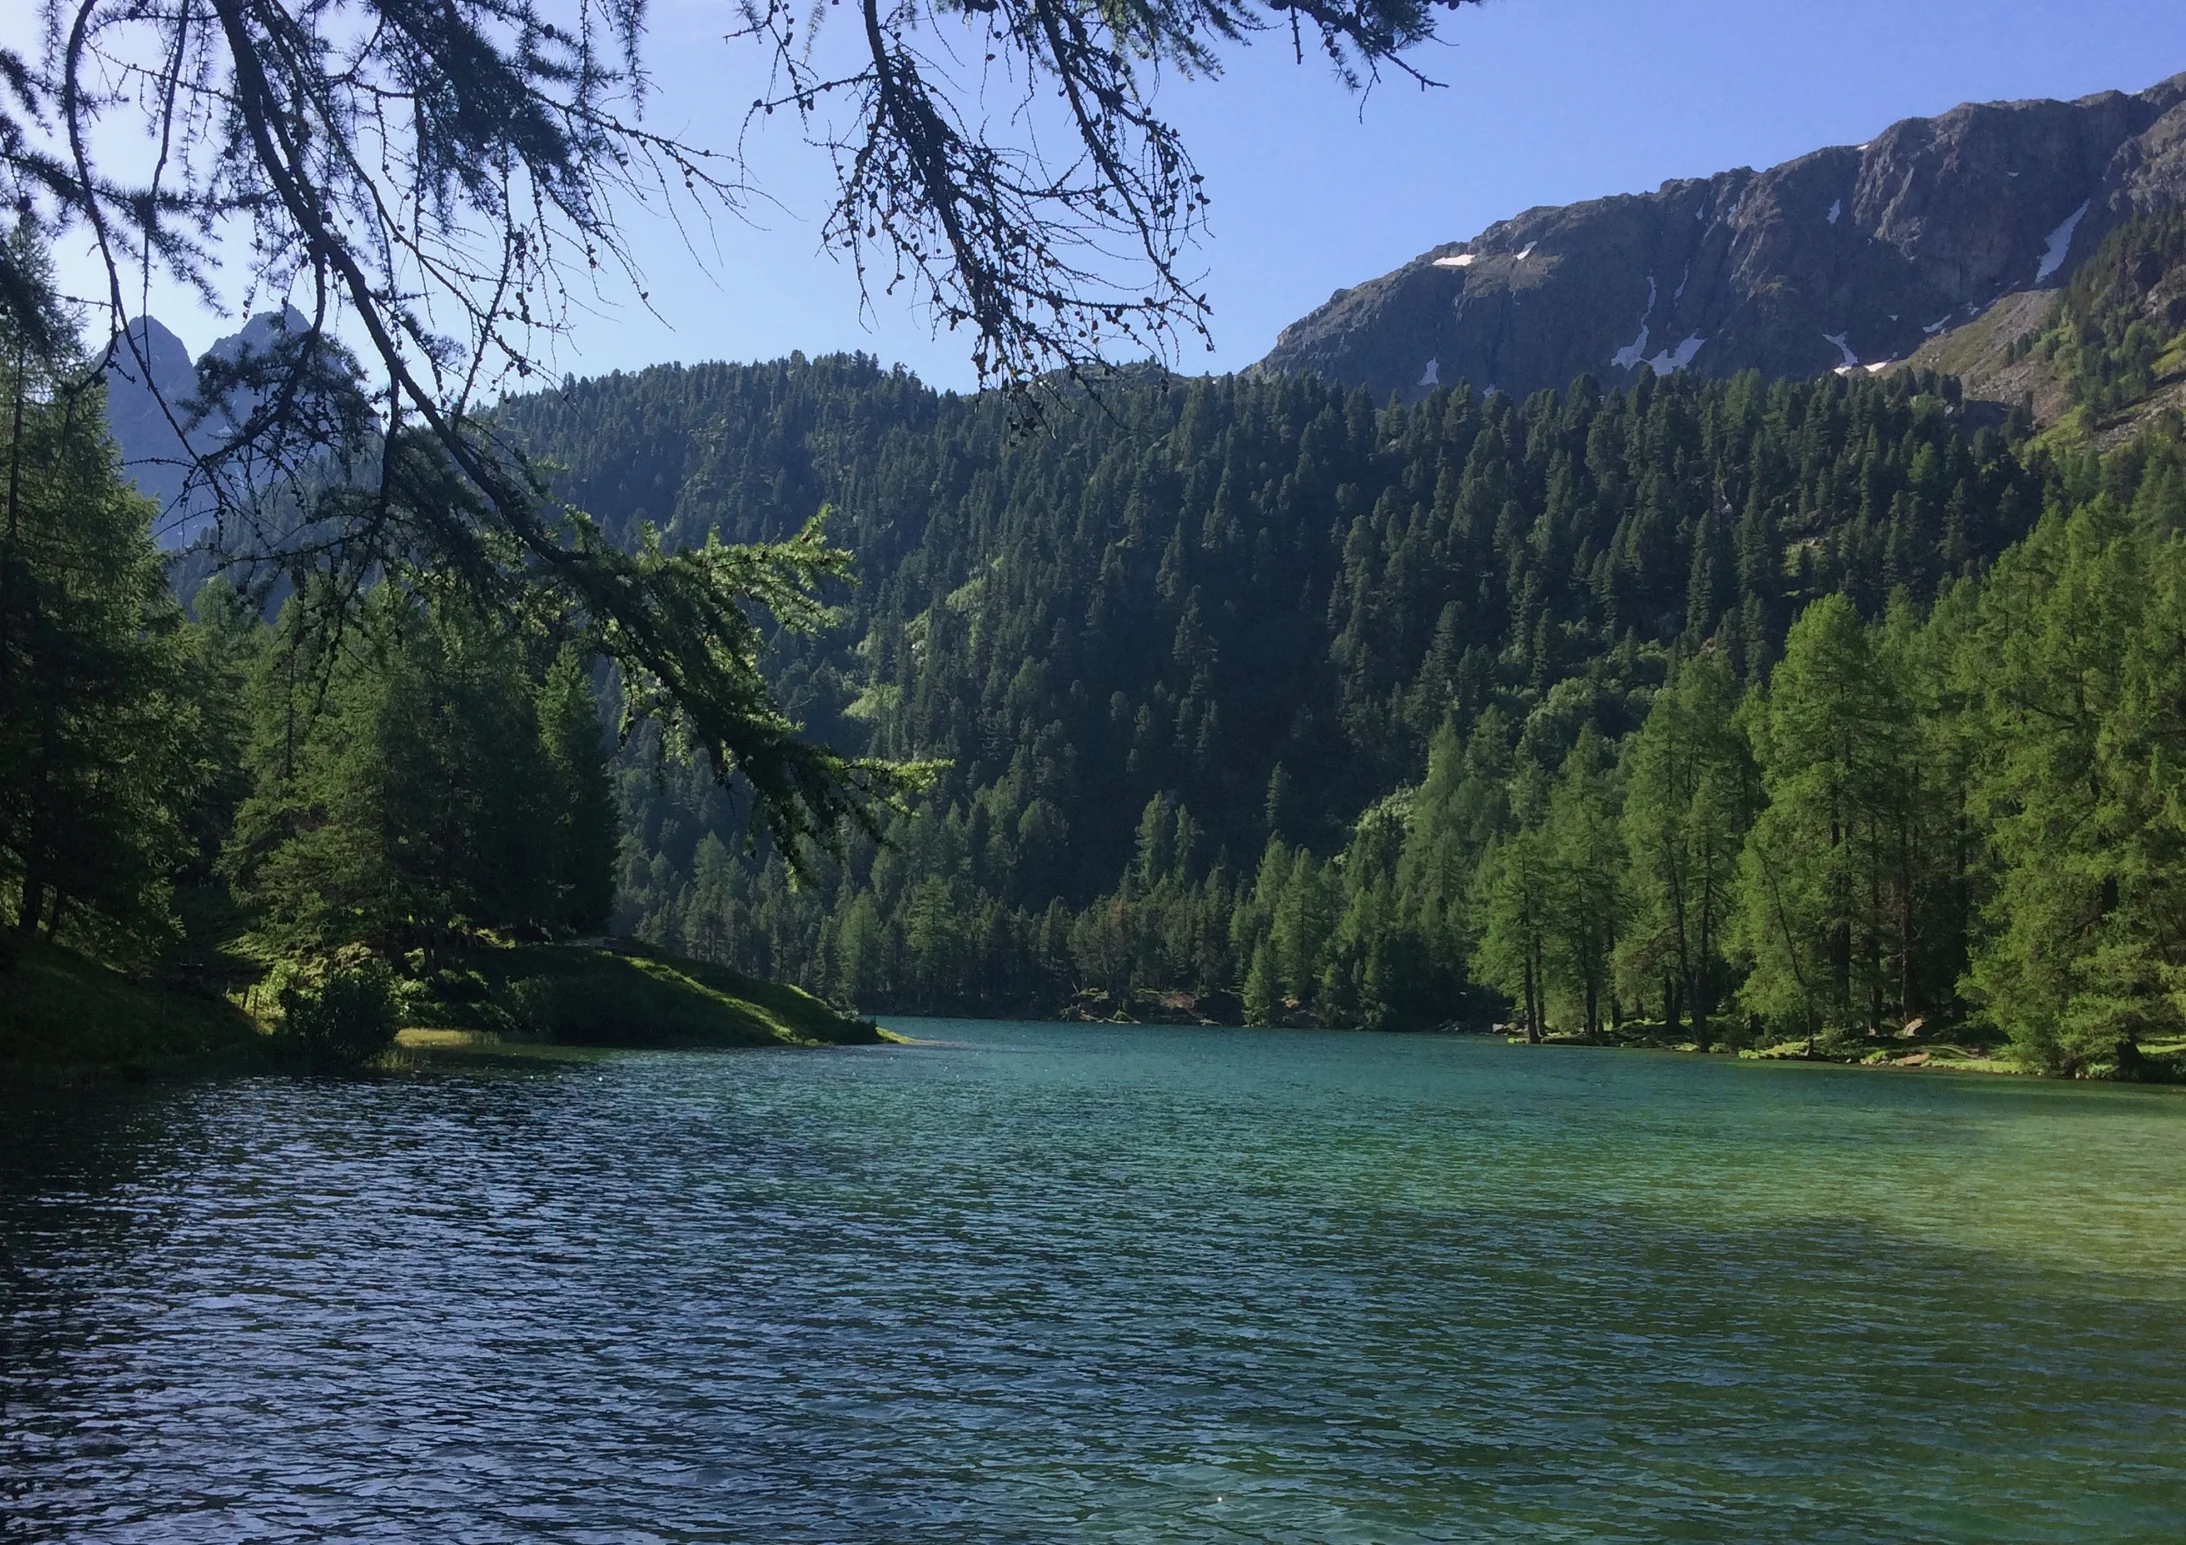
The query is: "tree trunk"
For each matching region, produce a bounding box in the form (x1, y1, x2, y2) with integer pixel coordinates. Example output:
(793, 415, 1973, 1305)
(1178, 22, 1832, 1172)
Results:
(1690, 969, 1711, 1054)
(1866, 831, 1884, 1035)
(1898, 796, 1915, 1023)
(1533, 935, 1548, 1041)
(1830, 918, 1851, 1026)
(0, 340, 26, 697)
(1830, 809, 1850, 1025)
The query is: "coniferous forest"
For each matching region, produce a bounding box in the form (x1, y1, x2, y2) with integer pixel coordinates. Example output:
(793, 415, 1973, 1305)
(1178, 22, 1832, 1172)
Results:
(0, 251, 626, 1062)
(9, 214, 2186, 1077)
(490, 212, 2186, 1078)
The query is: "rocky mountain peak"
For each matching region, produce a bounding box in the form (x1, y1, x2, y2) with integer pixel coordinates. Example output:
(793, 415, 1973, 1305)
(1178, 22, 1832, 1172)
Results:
(1254, 72, 2186, 402)
(102, 306, 312, 549)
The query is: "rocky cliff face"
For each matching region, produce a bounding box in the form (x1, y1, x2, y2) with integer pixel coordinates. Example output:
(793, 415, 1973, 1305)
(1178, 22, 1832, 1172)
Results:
(102, 308, 310, 549)
(1255, 73, 2186, 401)
(102, 316, 203, 546)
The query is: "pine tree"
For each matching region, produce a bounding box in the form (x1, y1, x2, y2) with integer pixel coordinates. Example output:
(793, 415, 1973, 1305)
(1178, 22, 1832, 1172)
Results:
(1734, 596, 1912, 1047)
(537, 645, 617, 935)
(1474, 825, 1553, 1042)
(1542, 727, 1625, 1036)
(835, 890, 891, 1009)
(0, 234, 205, 960)
(1959, 500, 2186, 1074)
(225, 591, 570, 958)
(1242, 940, 1279, 1026)
(223, 596, 399, 953)
(1619, 654, 1754, 1051)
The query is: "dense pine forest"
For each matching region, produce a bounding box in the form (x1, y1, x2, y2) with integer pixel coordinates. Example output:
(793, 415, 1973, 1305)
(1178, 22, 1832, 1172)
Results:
(12, 213, 2186, 1077)
(491, 208, 2186, 1076)
(0, 244, 624, 1062)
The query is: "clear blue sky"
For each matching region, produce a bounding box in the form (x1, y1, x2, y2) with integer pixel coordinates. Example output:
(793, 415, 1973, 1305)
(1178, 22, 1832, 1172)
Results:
(30, 0, 2186, 389)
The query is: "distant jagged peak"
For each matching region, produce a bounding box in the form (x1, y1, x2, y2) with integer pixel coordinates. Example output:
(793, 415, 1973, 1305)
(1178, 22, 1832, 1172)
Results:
(103, 315, 196, 393)
(102, 303, 314, 391)
(101, 304, 327, 551)
(205, 304, 313, 366)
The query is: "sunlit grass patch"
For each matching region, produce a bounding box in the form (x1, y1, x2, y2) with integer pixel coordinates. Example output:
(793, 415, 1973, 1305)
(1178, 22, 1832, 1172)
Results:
(404, 940, 881, 1050)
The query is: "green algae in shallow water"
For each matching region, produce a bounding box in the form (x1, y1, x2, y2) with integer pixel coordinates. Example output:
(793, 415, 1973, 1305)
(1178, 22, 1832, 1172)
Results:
(2, 1022, 2182, 1542)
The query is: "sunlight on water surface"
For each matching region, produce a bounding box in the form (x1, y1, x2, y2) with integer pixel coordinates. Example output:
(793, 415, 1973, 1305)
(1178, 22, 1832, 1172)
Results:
(4, 1023, 2183, 1542)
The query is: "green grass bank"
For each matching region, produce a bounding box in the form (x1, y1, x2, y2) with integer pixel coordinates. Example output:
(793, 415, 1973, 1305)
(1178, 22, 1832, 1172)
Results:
(401, 940, 881, 1051)
(2, 936, 879, 1080)
(0, 936, 265, 1079)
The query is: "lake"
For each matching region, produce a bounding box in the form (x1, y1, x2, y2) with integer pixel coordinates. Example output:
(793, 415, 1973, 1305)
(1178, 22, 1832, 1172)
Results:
(3, 1022, 2183, 1542)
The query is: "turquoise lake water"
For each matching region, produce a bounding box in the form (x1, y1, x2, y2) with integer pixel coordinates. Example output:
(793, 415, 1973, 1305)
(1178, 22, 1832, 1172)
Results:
(3, 1021, 2183, 1541)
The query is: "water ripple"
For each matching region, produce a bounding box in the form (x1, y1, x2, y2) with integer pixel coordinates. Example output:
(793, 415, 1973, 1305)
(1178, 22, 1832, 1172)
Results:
(4, 1025, 2184, 1541)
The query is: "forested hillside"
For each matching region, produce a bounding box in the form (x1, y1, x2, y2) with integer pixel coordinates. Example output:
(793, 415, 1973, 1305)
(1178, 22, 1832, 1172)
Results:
(491, 344, 2186, 1069)
(2022, 207, 2186, 423)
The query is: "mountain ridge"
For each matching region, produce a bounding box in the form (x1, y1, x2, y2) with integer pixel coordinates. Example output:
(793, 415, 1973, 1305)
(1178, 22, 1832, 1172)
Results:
(103, 308, 312, 549)
(1254, 72, 2186, 403)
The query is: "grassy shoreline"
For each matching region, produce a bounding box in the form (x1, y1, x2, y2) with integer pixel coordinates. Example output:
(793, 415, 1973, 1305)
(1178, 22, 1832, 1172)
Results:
(0, 936, 266, 1082)
(399, 939, 881, 1054)
(1518, 1031, 2025, 1077)
(12, 936, 2173, 1085)
(2, 936, 879, 1082)
(1503, 1020, 2186, 1080)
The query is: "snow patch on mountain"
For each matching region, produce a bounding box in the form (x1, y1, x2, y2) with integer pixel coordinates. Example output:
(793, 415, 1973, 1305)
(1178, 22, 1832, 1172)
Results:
(2036, 200, 2090, 284)
(1646, 336, 1707, 376)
